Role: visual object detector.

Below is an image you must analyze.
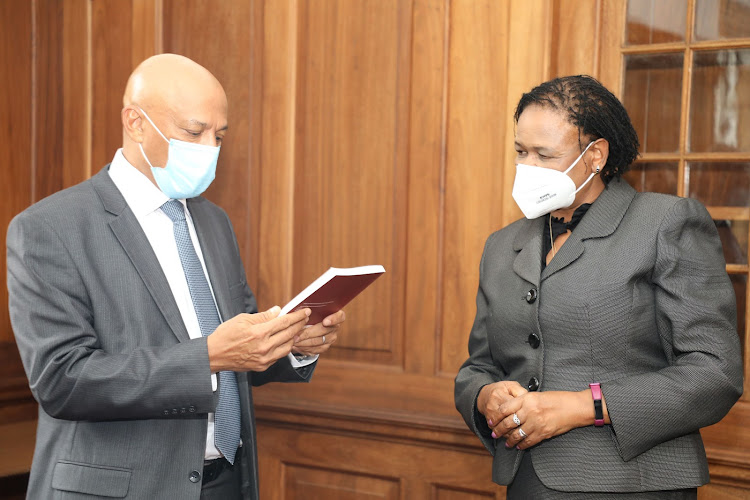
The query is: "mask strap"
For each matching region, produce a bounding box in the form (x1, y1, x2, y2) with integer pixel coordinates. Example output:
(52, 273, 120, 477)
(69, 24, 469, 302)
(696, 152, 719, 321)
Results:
(563, 141, 596, 175)
(137, 107, 170, 144)
(139, 143, 156, 169)
(574, 171, 597, 194)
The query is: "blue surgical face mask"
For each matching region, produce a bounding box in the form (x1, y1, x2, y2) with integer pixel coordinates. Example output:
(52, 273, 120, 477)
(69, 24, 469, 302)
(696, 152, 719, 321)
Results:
(137, 108, 220, 199)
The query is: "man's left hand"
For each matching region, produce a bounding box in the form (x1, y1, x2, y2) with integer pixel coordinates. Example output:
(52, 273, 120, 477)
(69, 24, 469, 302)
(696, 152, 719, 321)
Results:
(291, 310, 346, 356)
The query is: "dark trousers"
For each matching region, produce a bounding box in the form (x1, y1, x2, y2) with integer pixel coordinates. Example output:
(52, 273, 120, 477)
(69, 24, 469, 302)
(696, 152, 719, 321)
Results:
(200, 453, 242, 500)
(507, 453, 697, 500)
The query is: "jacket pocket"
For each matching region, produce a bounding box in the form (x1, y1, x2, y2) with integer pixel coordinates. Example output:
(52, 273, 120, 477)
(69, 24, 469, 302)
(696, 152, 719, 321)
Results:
(52, 461, 131, 498)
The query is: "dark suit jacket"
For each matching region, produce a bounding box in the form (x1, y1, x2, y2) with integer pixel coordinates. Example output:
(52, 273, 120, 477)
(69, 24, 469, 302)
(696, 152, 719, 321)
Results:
(7, 166, 313, 499)
(454, 179, 743, 493)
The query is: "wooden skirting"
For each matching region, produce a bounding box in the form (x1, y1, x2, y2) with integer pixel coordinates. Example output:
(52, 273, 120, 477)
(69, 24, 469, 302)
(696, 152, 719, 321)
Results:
(255, 404, 750, 499)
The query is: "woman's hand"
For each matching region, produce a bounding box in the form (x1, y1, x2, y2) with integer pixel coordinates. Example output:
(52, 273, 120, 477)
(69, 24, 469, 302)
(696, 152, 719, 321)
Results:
(491, 390, 594, 449)
(478, 381, 528, 425)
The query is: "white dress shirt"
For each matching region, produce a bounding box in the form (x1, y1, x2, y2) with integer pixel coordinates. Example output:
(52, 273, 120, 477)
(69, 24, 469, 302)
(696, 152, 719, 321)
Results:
(108, 149, 315, 459)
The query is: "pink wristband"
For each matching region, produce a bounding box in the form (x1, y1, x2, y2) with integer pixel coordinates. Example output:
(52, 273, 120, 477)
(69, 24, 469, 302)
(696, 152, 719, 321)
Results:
(589, 382, 604, 427)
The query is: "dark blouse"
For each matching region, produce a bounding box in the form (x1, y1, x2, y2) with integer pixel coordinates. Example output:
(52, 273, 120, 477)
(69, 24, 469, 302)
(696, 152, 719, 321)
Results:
(541, 203, 592, 268)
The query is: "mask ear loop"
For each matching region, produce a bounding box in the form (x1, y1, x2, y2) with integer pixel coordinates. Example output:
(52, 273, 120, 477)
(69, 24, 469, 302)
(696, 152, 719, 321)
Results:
(137, 107, 170, 143)
(136, 107, 170, 169)
(562, 141, 595, 175)
(570, 141, 600, 194)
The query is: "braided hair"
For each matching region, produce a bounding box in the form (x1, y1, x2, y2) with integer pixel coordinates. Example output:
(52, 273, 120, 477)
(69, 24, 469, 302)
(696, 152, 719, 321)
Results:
(514, 75, 640, 184)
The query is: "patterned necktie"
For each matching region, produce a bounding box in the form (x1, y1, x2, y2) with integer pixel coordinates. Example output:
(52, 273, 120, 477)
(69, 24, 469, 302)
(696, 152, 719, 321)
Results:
(161, 199, 241, 464)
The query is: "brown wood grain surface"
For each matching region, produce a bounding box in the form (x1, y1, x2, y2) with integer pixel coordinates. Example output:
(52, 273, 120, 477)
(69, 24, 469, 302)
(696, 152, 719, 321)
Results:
(0, 1, 748, 497)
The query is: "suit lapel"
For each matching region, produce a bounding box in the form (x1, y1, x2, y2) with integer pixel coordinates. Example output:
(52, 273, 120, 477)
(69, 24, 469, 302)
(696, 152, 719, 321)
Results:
(512, 217, 544, 287)
(541, 179, 636, 281)
(91, 167, 191, 342)
(187, 197, 233, 322)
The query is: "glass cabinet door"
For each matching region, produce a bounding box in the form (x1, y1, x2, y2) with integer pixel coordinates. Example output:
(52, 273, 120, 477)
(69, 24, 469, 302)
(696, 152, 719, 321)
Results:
(618, 0, 750, 391)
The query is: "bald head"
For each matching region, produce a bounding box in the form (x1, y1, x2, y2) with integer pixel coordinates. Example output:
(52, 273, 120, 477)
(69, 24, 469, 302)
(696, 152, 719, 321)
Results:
(124, 53, 226, 114)
(120, 54, 228, 182)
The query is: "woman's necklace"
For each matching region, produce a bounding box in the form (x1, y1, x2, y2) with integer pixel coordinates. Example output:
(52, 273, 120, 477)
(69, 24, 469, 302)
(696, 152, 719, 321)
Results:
(548, 214, 556, 258)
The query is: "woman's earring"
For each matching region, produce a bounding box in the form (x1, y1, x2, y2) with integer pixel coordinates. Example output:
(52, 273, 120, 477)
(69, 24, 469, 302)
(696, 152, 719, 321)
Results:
(595, 165, 600, 173)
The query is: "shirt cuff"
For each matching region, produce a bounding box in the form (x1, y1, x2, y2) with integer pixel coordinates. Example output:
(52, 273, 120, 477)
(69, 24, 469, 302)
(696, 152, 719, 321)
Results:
(288, 352, 319, 368)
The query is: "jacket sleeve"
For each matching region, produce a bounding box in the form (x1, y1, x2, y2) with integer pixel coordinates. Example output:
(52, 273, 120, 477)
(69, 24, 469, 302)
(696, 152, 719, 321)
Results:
(603, 197, 743, 460)
(6, 211, 217, 421)
(454, 238, 505, 455)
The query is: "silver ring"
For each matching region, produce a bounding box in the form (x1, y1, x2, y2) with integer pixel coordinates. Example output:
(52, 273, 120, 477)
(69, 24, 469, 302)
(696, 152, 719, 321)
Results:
(518, 427, 527, 439)
(322, 335, 326, 344)
(512, 413, 521, 427)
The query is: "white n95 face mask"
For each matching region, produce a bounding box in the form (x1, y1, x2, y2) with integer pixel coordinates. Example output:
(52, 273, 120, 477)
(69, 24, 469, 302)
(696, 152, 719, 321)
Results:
(511, 141, 596, 219)
(138, 108, 220, 199)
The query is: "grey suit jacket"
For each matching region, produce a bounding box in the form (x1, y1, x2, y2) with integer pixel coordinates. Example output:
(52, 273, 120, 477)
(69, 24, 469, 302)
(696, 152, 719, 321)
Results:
(454, 179, 743, 493)
(7, 166, 313, 499)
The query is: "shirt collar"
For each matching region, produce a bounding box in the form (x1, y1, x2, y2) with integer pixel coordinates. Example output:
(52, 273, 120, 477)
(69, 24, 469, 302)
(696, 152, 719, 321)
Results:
(108, 149, 178, 217)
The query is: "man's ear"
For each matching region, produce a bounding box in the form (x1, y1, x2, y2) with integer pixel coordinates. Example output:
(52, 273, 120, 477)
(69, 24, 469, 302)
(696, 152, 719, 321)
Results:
(122, 106, 144, 143)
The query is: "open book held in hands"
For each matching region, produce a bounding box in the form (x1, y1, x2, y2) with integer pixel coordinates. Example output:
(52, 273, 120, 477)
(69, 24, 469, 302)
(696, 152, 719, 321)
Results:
(279, 265, 385, 324)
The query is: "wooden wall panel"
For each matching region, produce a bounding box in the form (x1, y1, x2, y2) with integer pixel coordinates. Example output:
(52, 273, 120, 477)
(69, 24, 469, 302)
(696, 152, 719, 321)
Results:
(163, 0, 254, 272)
(404, 0, 448, 376)
(91, 1, 132, 173)
(439, 0, 510, 375)
(550, 0, 601, 78)
(433, 486, 498, 500)
(254, 0, 299, 308)
(0, 1, 32, 343)
(257, 421, 505, 500)
(291, 0, 409, 364)
(32, 0, 65, 201)
(62, 0, 92, 190)
(284, 465, 400, 500)
(3, 0, 749, 497)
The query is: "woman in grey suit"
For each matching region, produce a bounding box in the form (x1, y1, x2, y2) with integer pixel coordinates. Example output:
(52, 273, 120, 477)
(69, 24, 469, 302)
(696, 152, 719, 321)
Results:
(454, 75, 743, 498)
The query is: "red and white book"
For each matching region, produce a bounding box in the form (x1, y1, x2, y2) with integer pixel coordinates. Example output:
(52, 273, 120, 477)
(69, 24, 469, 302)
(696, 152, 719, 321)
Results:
(279, 265, 385, 324)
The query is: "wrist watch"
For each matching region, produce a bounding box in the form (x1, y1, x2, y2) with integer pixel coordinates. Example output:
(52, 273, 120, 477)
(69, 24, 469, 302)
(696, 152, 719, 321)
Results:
(589, 382, 604, 427)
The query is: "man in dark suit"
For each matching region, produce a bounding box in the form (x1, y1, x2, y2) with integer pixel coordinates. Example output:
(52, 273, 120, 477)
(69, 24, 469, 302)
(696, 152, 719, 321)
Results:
(7, 53, 344, 499)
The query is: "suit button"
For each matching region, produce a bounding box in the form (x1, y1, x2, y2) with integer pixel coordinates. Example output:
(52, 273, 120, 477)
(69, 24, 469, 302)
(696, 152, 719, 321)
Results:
(163, 410, 169, 416)
(172, 408, 178, 415)
(180, 407, 186, 414)
(188, 406, 196, 413)
(527, 377, 539, 391)
(525, 288, 537, 303)
(189, 470, 201, 483)
(528, 333, 540, 349)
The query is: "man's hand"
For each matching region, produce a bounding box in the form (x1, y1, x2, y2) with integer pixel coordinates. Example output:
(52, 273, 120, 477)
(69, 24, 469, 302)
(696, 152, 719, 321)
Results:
(207, 306, 311, 372)
(291, 310, 346, 357)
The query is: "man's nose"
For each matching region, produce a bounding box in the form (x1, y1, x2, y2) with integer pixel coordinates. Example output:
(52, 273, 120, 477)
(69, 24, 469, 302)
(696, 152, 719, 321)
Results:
(199, 133, 220, 147)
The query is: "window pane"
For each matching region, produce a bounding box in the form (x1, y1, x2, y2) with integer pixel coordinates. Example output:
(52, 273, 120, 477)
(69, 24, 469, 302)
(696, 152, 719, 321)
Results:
(689, 49, 750, 152)
(623, 54, 683, 153)
(714, 220, 749, 265)
(626, 0, 687, 44)
(624, 162, 678, 194)
(687, 162, 750, 206)
(695, 0, 750, 41)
